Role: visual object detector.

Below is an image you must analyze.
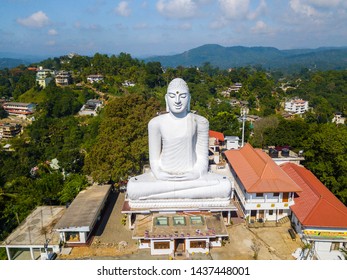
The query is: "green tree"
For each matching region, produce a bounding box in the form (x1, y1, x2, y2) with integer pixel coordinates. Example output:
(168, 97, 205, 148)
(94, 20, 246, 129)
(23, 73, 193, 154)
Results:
(84, 94, 161, 183)
(59, 174, 88, 204)
(303, 123, 347, 204)
(0, 106, 8, 119)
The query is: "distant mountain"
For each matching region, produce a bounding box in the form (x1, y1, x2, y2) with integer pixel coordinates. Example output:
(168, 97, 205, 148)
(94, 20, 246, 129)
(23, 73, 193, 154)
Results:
(144, 44, 347, 72)
(0, 58, 31, 69)
(0, 52, 47, 69)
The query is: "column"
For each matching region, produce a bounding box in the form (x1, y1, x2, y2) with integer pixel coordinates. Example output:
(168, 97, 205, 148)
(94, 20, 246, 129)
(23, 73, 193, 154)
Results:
(5, 247, 11, 260)
(30, 247, 35, 260)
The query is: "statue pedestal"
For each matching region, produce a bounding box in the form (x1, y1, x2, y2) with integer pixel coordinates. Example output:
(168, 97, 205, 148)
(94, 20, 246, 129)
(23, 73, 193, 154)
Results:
(128, 197, 231, 209)
(126, 171, 232, 208)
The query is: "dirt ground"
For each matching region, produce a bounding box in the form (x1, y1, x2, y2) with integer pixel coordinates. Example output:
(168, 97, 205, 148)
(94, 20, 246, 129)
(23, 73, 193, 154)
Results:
(58, 191, 304, 260)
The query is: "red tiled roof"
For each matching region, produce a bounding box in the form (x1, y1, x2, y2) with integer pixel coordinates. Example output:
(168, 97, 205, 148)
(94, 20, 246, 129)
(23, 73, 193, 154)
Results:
(281, 162, 347, 228)
(224, 143, 302, 193)
(209, 130, 224, 142)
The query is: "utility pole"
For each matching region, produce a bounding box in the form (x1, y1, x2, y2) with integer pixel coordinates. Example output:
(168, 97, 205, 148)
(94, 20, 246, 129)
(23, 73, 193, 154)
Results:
(241, 107, 246, 147)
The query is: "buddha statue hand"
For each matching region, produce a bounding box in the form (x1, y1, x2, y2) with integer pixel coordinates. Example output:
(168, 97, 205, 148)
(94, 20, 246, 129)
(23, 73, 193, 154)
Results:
(153, 169, 200, 181)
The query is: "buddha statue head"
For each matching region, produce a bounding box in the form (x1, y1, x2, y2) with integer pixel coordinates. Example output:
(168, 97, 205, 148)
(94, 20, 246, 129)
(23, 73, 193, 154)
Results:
(165, 78, 191, 115)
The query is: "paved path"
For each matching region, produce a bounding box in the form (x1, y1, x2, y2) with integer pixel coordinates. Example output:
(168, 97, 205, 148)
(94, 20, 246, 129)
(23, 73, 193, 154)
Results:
(94, 191, 135, 245)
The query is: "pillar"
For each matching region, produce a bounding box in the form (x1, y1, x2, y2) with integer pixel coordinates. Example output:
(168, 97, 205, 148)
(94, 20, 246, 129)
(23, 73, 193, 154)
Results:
(5, 247, 11, 260)
(30, 247, 35, 260)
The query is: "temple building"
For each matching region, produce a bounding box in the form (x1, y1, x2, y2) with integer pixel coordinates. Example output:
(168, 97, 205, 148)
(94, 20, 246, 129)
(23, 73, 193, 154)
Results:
(281, 163, 347, 260)
(224, 143, 302, 223)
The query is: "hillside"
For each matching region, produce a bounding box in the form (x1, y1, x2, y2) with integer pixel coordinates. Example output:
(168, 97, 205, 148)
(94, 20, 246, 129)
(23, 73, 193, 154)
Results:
(0, 58, 31, 69)
(144, 44, 347, 72)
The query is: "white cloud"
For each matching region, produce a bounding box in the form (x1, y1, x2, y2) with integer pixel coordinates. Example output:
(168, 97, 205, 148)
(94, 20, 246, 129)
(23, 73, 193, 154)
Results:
(17, 11, 50, 28)
(115, 1, 131, 17)
(48, 29, 57, 36)
(251, 20, 269, 33)
(218, 0, 250, 20)
(248, 0, 267, 20)
(290, 0, 319, 17)
(307, 0, 341, 7)
(209, 17, 229, 29)
(156, 0, 198, 19)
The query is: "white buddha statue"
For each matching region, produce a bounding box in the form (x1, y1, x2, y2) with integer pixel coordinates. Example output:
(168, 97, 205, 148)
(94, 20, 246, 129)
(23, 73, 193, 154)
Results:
(127, 78, 231, 207)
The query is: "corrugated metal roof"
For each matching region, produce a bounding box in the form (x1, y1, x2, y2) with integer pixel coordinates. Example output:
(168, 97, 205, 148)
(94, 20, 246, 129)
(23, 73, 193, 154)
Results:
(54, 184, 111, 231)
(281, 163, 347, 228)
(224, 143, 302, 193)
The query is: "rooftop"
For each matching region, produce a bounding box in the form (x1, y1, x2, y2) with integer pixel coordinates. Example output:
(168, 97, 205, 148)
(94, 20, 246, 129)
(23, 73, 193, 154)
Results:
(132, 212, 228, 240)
(281, 162, 347, 228)
(224, 143, 302, 193)
(209, 130, 224, 142)
(54, 184, 111, 231)
(1, 206, 65, 247)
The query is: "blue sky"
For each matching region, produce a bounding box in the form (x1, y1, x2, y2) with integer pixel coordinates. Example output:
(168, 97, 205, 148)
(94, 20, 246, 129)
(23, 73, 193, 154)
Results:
(1, 0, 347, 58)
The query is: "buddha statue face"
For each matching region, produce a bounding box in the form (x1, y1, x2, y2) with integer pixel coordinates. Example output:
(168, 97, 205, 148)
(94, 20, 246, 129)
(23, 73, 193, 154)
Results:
(165, 78, 190, 115)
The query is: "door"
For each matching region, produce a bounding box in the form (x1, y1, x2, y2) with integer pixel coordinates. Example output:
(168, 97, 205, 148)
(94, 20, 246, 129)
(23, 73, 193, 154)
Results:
(258, 210, 264, 222)
(175, 239, 185, 255)
(282, 193, 289, 202)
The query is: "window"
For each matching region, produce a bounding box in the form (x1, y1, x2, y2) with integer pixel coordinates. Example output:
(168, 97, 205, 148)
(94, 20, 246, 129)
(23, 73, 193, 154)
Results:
(155, 216, 168, 226)
(269, 210, 273, 215)
(173, 216, 186, 226)
(256, 193, 263, 197)
(190, 216, 204, 225)
(154, 241, 170, 250)
(65, 232, 80, 242)
(331, 242, 340, 251)
(190, 241, 207, 248)
(273, 193, 279, 197)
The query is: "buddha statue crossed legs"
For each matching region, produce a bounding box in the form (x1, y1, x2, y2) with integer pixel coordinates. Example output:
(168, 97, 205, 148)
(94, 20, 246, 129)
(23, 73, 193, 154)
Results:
(127, 78, 231, 207)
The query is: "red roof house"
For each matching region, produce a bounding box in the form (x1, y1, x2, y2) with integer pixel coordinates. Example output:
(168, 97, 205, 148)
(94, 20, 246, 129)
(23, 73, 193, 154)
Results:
(224, 143, 302, 194)
(281, 162, 347, 228)
(209, 130, 225, 142)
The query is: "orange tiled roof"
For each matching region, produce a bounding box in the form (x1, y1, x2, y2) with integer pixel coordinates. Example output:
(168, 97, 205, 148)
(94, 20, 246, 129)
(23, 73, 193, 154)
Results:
(209, 130, 224, 142)
(224, 143, 302, 193)
(281, 162, 347, 228)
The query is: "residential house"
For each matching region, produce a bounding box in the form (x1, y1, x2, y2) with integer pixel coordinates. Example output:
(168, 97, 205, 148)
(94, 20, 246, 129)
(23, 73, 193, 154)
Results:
(2, 102, 36, 117)
(55, 70, 72, 86)
(87, 75, 104, 83)
(0, 123, 22, 139)
(209, 130, 225, 164)
(224, 143, 302, 223)
(78, 99, 103, 116)
(332, 112, 345, 125)
(36, 67, 54, 88)
(122, 80, 135, 87)
(220, 83, 243, 97)
(224, 136, 240, 150)
(281, 163, 347, 260)
(284, 98, 309, 115)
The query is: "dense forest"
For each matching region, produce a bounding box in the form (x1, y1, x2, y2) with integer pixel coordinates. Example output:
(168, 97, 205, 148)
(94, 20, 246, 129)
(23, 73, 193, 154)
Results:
(0, 53, 347, 259)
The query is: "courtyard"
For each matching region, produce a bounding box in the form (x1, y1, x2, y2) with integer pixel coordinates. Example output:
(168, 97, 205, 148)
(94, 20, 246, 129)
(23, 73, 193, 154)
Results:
(58, 190, 304, 260)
